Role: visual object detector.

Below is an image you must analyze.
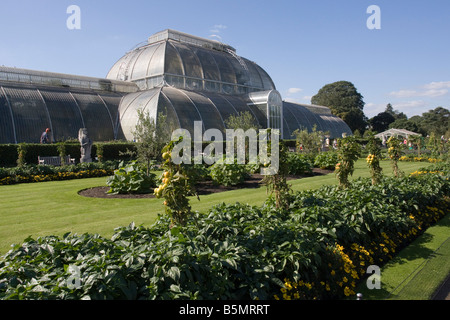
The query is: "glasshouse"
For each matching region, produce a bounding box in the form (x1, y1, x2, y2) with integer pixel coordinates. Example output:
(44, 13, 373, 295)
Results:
(0, 29, 352, 144)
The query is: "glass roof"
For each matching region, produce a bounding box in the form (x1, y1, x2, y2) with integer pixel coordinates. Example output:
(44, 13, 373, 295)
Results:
(106, 30, 276, 94)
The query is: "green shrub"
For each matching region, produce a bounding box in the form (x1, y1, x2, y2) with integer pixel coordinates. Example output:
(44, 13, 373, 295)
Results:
(286, 153, 313, 175)
(313, 152, 338, 170)
(106, 161, 156, 194)
(0, 145, 18, 167)
(0, 161, 119, 185)
(209, 158, 249, 186)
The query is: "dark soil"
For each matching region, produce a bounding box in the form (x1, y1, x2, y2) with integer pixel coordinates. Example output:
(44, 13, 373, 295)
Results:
(78, 168, 333, 199)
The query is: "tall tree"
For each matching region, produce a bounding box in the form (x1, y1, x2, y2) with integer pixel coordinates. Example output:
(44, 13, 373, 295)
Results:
(369, 111, 395, 133)
(420, 107, 449, 137)
(311, 81, 367, 133)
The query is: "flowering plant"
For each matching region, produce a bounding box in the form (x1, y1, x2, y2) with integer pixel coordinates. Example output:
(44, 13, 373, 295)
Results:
(365, 133, 383, 185)
(387, 136, 404, 177)
(154, 137, 198, 227)
(335, 136, 361, 188)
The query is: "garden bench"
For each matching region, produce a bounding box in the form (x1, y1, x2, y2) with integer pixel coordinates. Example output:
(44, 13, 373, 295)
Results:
(38, 155, 76, 166)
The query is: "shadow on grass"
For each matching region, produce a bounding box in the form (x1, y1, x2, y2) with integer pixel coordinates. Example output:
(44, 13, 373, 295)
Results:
(356, 215, 450, 300)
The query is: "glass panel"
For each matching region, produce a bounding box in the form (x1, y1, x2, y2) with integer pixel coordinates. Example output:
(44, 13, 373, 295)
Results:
(97, 93, 124, 139)
(120, 88, 161, 141)
(71, 92, 114, 142)
(248, 104, 268, 129)
(162, 87, 201, 135)
(185, 77, 202, 91)
(243, 58, 263, 89)
(283, 105, 300, 139)
(201, 92, 236, 130)
(221, 95, 265, 129)
(3, 86, 50, 143)
(148, 42, 165, 77)
(254, 64, 276, 90)
(39, 89, 84, 141)
(225, 55, 250, 87)
(210, 52, 236, 85)
(0, 87, 16, 143)
(131, 45, 158, 80)
(165, 41, 184, 75)
(173, 42, 203, 79)
(193, 47, 220, 81)
(204, 80, 220, 92)
(166, 75, 184, 89)
(283, 117, 292, 140)
(183, 90, 225, 133)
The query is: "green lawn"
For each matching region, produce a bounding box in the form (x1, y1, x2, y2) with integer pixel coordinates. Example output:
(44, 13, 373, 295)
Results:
(0, 160, 433, 255)
(356, 213, 450, 300)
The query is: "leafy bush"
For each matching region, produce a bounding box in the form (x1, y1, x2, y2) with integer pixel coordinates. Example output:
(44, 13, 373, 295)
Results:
(313, 152, 338, 170)
(0, 161, 119, 185)
(106, 161, 156, 194)
(209, 158, 249, 186)
(286, 153, 313, 175)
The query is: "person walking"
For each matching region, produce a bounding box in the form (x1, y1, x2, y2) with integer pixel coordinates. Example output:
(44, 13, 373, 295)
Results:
(40, 128, 51, 144)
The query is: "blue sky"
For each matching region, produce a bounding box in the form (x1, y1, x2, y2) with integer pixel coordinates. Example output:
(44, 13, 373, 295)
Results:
(1, 0, 449, 118)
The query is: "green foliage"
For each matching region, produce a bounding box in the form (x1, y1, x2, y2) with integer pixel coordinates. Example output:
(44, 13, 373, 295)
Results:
(154, 138, 198, 227)
(286, 153, 313, 175)
(224, 111, 261, 131)
(292, 125, 324, 154)
(313, 152, 338, 170)
(311, 81, 367, 133)
(261, 142, 292, 210)
(335, 136, 362, 188)
(365, 133, 383, 185)
(132, 110, 172, 171)
(209, 157, 249, 186)
(387, 136, 405, 178)
(0, 145, 18, 167)
(0, 172, 447, 300)
(0, 161, 119, 185)
(106, 161, 156, 195)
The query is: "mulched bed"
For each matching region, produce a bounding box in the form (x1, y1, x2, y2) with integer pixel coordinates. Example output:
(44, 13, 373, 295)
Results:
(78, 168, 333, 199)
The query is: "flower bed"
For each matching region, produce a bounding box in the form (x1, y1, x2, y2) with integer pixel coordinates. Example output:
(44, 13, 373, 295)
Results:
(0, 169, 448, 300)
(0, 161, 119, 185)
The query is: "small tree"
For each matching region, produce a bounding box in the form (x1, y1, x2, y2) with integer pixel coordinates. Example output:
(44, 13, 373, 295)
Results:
(292, 125, 325, 154)
(224, 111, 261, 131)
(335, 136, 361, 188)
(154, 137, 199, 227)
(365, 133, 383, 185)
(386, 136, 404, 178)
(132, 109, 172, 174)
(261, 136, 292, 210)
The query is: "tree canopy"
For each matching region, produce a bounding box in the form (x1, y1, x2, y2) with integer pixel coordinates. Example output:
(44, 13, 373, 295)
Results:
(369, 105, 449, 138)
(311, 81, 367, 133)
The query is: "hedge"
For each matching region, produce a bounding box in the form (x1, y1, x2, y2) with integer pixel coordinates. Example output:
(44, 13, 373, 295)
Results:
(0, 142, 138, 167)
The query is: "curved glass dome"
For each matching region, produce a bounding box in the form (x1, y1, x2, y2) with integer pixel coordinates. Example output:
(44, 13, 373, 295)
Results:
(107, 29, 276, 95)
